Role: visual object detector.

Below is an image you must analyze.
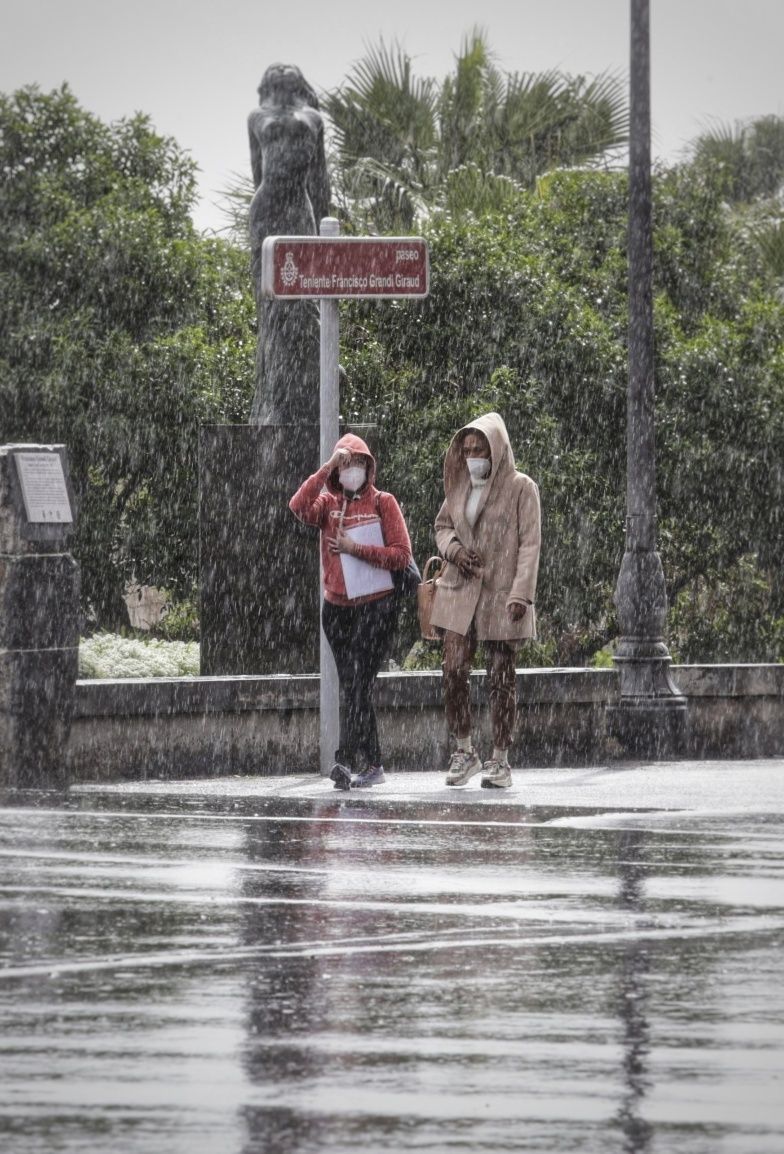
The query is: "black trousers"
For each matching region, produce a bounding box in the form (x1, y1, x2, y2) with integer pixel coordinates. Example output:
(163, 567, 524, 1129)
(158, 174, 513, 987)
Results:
(322, 595, 397, 769)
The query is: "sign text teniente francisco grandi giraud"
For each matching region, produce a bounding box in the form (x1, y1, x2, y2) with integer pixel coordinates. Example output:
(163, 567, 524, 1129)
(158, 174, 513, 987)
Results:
(260, 236, 429, 299)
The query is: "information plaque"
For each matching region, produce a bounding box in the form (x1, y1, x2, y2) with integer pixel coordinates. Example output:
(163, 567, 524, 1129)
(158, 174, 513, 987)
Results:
(14, 452, 74, 523)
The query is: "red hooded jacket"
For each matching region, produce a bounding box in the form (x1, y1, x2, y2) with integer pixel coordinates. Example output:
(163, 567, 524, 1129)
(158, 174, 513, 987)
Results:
(289, 433, 412, 606)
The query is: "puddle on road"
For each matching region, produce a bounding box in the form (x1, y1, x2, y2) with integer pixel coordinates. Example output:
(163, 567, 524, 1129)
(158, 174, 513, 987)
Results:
(1, 790, 783, 1152)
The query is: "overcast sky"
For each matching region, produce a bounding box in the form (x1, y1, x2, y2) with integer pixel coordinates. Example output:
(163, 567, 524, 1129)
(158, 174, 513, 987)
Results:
(3, 0, 782, 234)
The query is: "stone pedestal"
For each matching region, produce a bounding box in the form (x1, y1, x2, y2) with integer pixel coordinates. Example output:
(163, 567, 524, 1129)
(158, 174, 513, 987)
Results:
(199, 424, 321, 675)
(0, 445, 79, 789)
(608, 543, 688, 757)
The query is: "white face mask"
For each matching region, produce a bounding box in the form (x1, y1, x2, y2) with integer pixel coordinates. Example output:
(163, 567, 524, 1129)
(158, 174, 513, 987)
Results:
(466, 456, 491, 479)
(339, 465, 367, 491)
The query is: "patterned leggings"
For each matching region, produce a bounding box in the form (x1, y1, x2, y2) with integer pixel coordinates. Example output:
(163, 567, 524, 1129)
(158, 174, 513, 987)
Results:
(442, 626, 517, 748)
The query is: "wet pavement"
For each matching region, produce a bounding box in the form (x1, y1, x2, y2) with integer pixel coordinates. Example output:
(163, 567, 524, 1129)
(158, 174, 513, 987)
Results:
(1, 758, 783, 1153)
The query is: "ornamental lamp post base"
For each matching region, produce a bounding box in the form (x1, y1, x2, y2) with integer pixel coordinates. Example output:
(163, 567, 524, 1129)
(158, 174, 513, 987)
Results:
(607, 639, 688, 758)
(608, 543, 688, 758)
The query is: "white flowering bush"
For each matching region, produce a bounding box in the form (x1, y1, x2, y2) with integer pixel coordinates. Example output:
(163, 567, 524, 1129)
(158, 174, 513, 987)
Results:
(79, 633, 200, 679)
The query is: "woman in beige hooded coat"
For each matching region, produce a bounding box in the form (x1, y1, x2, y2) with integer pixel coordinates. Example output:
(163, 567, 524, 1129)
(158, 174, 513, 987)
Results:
(430, 412, 541, 788)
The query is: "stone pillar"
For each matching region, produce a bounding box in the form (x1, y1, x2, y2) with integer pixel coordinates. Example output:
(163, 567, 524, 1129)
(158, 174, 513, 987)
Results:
(199, 424, 321, 675)
(0, 445, 80, 789)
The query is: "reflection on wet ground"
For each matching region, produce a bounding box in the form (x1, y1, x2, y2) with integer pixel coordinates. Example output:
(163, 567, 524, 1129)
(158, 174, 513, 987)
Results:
(1, 762, 783, 1152)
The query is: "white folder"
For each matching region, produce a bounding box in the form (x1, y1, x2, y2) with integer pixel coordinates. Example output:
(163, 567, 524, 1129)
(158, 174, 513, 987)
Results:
(339, 520, 394, 599)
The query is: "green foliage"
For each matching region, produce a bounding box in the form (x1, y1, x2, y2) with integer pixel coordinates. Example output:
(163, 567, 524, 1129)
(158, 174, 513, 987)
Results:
(669, 555, 784, 664)
(341, 166, 784, 665)
(0, 86, 255, 625)
(157, 591, 200, 642)
(751, 219, 784, 284)
(590, 646, 615, 669)
(402, 636, 557, 671)
(402, 639, 443, 671)
(686, 116, 784, 295)
(4, 85, 783, 669)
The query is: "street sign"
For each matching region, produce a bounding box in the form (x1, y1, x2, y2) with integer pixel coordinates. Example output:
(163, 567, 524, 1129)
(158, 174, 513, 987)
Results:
(262, 221, 429, 775)
(261, 235, 429, 299)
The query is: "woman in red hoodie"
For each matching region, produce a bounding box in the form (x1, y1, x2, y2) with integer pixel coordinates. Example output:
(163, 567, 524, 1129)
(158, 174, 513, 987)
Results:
(289, 433, 413, 789)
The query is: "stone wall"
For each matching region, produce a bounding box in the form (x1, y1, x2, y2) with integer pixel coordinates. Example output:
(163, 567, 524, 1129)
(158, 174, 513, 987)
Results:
(66, 664, 784, 782)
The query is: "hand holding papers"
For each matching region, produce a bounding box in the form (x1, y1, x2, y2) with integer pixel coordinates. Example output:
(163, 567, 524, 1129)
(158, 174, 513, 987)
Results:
(337, 519, 394, 599)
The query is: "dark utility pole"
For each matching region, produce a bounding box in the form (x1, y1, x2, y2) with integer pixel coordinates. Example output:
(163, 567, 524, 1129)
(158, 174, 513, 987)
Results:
(609, 0, 687, 754)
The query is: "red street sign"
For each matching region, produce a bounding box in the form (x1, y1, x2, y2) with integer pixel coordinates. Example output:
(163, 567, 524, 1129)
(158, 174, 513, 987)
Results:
(260, 236, 429, 299)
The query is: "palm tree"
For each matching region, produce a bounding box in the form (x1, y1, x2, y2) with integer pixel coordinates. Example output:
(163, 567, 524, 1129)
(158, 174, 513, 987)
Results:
(689, 115, 784, 205)
(322, 38, 441, 232)
(323, 29, 629, 232)
(689, 116, 784, 289)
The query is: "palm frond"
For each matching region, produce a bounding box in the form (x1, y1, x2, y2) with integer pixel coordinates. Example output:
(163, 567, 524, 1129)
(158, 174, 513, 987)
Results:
(329, 38, 438, 151)
(440, 163, 523, 218)
(753, 219, 784, 279)
(690, 116, 784, 203)
(323, 33, 630, 228)
(335, 154, 432, 233)
(213, 169, 255, 245)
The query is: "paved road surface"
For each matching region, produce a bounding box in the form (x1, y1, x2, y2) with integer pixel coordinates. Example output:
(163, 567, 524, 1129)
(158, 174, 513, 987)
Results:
(1, 759, 783, 1152)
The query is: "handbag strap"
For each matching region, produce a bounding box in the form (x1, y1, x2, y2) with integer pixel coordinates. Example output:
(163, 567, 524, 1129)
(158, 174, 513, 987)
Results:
(423, 555, 443, 582)
(373, 490, 384, 537)
(375, 490, 409, 558)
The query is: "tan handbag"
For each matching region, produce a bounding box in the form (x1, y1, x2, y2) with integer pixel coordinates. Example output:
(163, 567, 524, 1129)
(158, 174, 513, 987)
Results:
(417, 555, 444, 640)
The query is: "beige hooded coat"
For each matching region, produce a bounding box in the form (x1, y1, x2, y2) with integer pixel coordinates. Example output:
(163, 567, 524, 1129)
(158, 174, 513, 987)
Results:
(429, 412, 541, 641)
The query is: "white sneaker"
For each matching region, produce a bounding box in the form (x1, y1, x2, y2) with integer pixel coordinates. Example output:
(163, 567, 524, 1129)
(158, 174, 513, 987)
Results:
(445, 748, 483, 786)
(480, 759, 512, 789)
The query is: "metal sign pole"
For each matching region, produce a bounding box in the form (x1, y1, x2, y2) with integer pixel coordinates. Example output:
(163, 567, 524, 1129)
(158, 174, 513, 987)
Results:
(260, 226, 429, 775)
(319, 217, 341, 775)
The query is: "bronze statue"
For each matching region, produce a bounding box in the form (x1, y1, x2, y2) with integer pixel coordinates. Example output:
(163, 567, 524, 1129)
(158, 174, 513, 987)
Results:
(248, 64, 330, 424)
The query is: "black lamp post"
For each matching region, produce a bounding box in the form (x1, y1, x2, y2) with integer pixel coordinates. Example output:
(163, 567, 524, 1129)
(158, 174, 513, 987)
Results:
(608, 0, 687, 755)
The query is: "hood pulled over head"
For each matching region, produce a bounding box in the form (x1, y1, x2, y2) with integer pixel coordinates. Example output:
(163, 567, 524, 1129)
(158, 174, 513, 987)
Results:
(326, 432, 376, 494)
(442, 411, 515, 500)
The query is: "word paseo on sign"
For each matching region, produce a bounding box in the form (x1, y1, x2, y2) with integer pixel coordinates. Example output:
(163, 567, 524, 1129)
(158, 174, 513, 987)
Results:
(261, 236, 430, 299)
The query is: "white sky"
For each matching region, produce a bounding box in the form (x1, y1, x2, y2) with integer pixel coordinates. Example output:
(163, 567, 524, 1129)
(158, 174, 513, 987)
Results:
(2, 0, 782, 234)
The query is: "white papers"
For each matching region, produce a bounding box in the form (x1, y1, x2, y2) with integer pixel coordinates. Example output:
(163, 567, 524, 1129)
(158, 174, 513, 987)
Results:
(339, 520, 394, 599)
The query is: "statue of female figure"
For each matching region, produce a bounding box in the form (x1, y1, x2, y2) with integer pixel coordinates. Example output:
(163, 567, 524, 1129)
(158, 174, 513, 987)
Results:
(248, 65, 331, 423)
